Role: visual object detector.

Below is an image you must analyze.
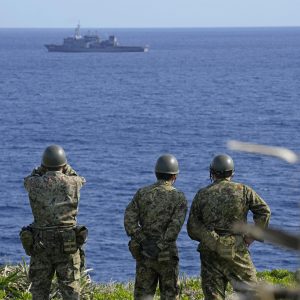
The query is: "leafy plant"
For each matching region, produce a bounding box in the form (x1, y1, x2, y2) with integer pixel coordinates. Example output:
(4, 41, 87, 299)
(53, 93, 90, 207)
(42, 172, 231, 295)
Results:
(0, 262, 297, 300)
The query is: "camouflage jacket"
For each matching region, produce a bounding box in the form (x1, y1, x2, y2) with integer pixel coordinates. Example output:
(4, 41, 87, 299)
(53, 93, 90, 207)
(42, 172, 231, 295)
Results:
(24, 170, 86, 228)
(187, 179, 271, 251)
(124, 180, 188, 251)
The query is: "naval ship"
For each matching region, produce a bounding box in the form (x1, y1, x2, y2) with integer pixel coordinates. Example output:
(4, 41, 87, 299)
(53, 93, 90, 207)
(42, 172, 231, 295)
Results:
(45, 24, 148, 53)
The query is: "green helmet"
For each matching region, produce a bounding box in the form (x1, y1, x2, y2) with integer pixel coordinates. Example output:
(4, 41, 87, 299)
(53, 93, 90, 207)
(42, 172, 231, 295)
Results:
(155, 154, 179, 174)
(210, 154, 234, 175)
(42, 145, 67, 168)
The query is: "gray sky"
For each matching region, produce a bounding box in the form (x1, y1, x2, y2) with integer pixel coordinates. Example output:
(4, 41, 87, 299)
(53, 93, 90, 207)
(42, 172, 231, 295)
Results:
(1, 0, 299, 28)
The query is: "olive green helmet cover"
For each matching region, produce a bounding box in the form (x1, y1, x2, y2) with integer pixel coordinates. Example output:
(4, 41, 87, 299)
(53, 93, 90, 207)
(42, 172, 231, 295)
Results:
(42, 145, 67, 168)
(155, 154, 179, 174)
(210, 154, 234, 175)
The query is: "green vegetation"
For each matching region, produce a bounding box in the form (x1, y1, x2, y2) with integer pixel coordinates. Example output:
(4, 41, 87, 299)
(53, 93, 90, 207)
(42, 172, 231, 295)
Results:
(0, 261, 297, 300)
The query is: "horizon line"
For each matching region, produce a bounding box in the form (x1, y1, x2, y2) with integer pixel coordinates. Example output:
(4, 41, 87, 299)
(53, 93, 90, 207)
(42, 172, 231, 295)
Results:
(0, 25, 300, 30)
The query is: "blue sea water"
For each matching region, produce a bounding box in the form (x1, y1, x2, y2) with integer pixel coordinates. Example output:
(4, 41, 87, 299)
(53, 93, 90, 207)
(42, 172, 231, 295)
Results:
(0, 27, 300, 283)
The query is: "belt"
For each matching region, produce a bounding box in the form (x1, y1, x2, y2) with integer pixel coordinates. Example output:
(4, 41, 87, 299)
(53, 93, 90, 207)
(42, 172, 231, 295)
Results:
(31, 224, 76, 230)
(215, 228, 235, 236)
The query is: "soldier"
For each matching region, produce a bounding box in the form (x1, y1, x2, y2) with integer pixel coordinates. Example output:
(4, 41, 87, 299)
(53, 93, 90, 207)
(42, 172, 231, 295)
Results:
(21, 145, 86, 300)
(124, 154, 188, 300)
(187, 154, 271, 300)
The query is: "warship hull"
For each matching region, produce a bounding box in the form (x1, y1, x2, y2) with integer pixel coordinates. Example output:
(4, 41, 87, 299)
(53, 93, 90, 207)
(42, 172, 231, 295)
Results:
(45, 45, 148, 53)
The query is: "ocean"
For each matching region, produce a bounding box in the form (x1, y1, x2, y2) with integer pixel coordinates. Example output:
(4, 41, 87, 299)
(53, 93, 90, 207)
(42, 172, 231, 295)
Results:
(0, 27, 299, 282)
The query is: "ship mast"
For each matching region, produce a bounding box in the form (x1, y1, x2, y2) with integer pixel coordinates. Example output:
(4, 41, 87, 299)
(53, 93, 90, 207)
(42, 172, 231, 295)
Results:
(74, 22, 81, 39)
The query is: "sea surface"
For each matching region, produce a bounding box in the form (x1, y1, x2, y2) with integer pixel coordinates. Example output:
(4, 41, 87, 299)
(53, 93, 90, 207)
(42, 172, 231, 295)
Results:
(0, 27, 300, 283)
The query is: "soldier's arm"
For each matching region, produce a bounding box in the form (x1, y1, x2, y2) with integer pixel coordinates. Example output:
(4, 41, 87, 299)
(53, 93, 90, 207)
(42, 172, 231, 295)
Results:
(31, 164, 78, 176)
(30, 165, 47, 176)
(77, 176, 86, 187)
(160, 192, 188, 248)
(63, 164, 78, 176)
(124, 191, 145, 242)
(24, 174, 39, 192)
(158, 193, 188, 249)
(187, 194, 219, 251)
(24, 176, 30, 191)
(245, 185, 271, 228)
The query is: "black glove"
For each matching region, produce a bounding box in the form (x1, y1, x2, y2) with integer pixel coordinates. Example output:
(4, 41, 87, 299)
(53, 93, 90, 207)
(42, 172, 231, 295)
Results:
(128, 239, 142, 260)
(141, 239, 160, 259)
(19, 226, 34, 256)
(75, 225, 88, 246)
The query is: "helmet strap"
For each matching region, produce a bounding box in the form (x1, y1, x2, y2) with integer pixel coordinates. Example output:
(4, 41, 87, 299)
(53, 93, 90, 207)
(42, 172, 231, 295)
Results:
(209, 170, 213, 182)
(171, 174, 177, 185)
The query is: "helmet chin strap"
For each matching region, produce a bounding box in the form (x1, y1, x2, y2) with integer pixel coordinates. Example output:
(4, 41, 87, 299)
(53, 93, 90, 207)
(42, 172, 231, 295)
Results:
(171, 175, 177, 185)
(209, 168, 218, 182)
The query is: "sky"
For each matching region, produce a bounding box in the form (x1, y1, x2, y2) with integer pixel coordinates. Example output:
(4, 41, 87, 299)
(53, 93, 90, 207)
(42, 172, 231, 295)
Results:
(0, 0, 299, 28)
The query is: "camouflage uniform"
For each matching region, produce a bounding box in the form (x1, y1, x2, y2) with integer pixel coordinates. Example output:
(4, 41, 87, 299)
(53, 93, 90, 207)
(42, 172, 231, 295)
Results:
(24, 165, 85, 300)
(187, 178, 271, 300)
(31, 164, 78, 177)
(124, 180, 188, 300)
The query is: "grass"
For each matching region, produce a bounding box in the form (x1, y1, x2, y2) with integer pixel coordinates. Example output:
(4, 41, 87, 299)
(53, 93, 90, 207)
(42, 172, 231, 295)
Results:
(0, 261, 298, 299)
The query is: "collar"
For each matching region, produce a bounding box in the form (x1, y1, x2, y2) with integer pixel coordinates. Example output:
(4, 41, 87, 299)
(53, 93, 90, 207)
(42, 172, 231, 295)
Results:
(45, 170, 63, 175)
(214, 178, 231, 183)
(156, 179, 173, 186)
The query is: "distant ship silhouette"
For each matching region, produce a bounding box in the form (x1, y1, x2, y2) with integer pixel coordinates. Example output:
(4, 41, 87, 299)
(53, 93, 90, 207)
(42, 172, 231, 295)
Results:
(45, 24, 149, 53)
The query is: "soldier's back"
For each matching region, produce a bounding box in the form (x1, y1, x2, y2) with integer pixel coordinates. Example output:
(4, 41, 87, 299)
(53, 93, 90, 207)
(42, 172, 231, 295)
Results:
(136, 180, 185, 237)
(196, 179, 249, 230)
(24, 171, 85, 227)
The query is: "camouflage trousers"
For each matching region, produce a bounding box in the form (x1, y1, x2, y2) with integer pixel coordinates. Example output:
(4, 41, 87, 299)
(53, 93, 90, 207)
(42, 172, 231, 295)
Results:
(29, 248, 81, 300)
(200, 237, 257, 300)
(134, 258, 179, 300)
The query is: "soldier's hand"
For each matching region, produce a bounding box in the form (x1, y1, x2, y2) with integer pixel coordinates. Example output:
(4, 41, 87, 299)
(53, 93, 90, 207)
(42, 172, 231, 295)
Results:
(31, 165, 47, 176)
(128, 239, 142, 260)
(141, 240, 160, 259)
(244, 236, 255, 247)
(63, 164, 78, 176)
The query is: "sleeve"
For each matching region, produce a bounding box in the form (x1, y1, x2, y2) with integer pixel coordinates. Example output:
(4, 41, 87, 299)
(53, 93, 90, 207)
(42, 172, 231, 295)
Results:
(24, 176, 30, 191)
(79, 176, 86, 186)
(187, 193, 219, 251)
(160, 192, 188, 247)
(30, 164, 77, 176)
(72, 176, 86, 190)
(30, 165, 47, 176)
(24, 175, 37, 192)
(124, 191, 145, 241)
(245, 185, 271, 228)
(63, 164, 78, 176)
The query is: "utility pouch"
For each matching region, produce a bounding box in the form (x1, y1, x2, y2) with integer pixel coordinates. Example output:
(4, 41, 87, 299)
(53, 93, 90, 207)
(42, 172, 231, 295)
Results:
(128, 239, 142, 260)
(216, 235, 236, 260)
(19, 226, 34, 256)
(79, 247, 86, 272)
(61, 229, 78, 254)
(75, 225, 88, 247)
